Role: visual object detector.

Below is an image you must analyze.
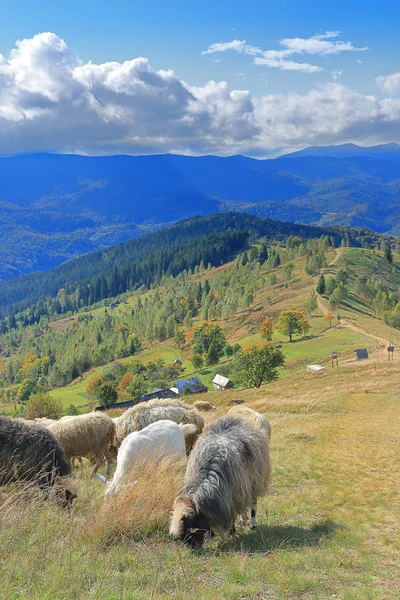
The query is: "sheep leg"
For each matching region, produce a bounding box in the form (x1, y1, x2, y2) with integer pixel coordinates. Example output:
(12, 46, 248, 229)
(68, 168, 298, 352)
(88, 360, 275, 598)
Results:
(229, 521, 236, 536)
(89, 454, 103, 478)
(103, 448, 113, 478)
(250, 502, 257, 530)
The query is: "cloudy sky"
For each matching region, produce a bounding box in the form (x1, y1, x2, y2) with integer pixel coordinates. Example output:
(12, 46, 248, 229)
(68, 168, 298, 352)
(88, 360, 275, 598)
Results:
(1, 0, 400, 157)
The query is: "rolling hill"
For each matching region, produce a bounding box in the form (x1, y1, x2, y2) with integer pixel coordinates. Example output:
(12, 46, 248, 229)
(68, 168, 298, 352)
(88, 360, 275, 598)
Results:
(1, 147, 400, 279)
(0, 212, 390, 318)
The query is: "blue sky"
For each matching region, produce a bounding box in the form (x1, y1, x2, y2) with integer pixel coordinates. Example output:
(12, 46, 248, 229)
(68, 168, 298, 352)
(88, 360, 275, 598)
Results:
(0, 0, 400, 156)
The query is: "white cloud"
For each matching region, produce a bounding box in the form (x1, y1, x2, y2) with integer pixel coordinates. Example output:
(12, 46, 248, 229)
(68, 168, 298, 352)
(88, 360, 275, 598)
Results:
(279, 34, 367, 56)
(254, 56, 322, 73)
(202, 40, 247, 55)
(376, 73, 400, 94)
(0, 33, 399, 157)
(202, 31, 367, 72)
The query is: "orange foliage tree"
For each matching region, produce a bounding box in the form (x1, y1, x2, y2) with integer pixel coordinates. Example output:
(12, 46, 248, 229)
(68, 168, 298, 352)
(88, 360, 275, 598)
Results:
(259, 317, 273, 340)
(323, 313, 335, 327)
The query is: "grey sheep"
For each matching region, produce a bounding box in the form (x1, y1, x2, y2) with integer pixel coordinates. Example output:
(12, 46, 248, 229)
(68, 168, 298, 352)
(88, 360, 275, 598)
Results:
(114, 398, 204, 451)
(0, 417, 78, 507)
(170, 415, 270, 548)
(227, 405, 271, 439)
(49, 412, 115, 477)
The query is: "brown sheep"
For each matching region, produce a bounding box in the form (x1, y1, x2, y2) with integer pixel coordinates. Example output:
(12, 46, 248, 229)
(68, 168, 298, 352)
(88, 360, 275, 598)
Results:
(192, 400, 217, 412)
(49, 412, 115, 477)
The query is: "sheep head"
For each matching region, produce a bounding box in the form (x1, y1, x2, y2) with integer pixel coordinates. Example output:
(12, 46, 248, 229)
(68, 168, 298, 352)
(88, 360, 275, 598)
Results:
(170, 496, 211, 549)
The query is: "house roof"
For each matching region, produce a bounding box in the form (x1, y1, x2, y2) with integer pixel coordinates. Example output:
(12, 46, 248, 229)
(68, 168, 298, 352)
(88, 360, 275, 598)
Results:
(140, 388, 179, 402)
(212, 374, 231, 387)
(173, 376, 208, 394)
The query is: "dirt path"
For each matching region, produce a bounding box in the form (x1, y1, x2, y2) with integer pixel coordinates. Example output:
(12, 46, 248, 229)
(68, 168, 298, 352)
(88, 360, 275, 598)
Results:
(327, 247, 342, 267)
(317, 248, 390, 348)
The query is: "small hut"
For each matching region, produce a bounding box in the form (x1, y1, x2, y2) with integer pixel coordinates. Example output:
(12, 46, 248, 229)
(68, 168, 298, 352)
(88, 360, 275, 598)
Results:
(173, 359, 183, 366)
(212, 374, 233, 390)
(354, 349, 369, 361)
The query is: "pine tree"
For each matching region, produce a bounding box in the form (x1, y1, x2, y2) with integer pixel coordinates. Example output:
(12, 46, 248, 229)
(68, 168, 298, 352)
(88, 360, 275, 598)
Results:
(385, 245, 393, 263)
(316, 274, 326, 295)
(259, 244, 268, 264)
(205, 342, 220, 366)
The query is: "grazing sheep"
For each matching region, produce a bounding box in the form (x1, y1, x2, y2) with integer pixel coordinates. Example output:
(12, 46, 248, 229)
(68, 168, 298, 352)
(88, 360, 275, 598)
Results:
(49, 412, 115, 477)
(170, 415, 270, 548)
(0, 417, 78, 507)
(98, 420, 198, 496)
(34, 417, 56, 426)
(114, 399, 204, 451)
(227, 405, 271, 440)
(193, 400, 217, 412)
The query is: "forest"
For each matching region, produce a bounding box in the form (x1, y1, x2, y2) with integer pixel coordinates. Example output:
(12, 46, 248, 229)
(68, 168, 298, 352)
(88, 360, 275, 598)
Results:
(0, 212, 393, 326)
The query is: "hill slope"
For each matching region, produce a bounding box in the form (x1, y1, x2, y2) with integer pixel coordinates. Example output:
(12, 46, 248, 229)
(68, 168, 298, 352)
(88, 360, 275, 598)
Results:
(0, 213, 390, 318)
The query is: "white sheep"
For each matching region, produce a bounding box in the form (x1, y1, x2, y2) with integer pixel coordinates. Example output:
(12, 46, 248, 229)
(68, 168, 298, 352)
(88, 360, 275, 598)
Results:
(98, 420, 198, 496)
(227, 405, 272, 439)
(114, 398, 204, 451)
(49, 412, 115, 477)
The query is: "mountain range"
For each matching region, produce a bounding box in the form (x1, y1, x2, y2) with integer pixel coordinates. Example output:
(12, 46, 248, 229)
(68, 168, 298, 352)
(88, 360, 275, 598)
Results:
(1, 144, 400, 280)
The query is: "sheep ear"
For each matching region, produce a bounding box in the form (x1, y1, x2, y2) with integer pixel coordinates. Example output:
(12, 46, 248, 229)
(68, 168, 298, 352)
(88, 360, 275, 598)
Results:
(97, 473, 107, 485)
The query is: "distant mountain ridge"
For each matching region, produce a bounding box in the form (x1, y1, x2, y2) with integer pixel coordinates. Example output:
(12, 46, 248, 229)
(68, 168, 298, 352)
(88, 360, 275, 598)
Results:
(1, 147, 400, 280)
(281, 142, 400, 161)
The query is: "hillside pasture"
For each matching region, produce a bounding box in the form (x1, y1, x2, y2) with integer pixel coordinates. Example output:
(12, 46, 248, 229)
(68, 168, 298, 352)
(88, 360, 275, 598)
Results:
(1, 358, 399, 599)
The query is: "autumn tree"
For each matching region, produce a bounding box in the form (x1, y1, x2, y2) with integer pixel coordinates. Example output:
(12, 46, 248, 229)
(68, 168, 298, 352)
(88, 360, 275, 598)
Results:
(277, 310, 308, 342)
(231, 342, 284, 388)
(299, 314, 311, 337)
(87, 375, 106, 397)
(323, 312, 335, 327)
(17, 378, 40, 402)
(118, 372, 134, 393)
(259, 317, 273, 341)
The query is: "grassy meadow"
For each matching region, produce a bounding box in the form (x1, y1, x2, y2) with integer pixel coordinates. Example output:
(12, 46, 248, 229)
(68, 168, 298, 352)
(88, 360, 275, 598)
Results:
(1, 358, 399, 599)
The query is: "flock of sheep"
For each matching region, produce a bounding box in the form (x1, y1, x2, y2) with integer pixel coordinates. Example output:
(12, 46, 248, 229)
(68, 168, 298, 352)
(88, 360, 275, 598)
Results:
(0, 398, 271, 548)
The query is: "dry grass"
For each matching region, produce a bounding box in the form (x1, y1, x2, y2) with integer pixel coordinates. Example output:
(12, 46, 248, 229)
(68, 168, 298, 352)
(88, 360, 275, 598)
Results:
(1, 360, 399, 598)
(92, 456, 186, 546)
